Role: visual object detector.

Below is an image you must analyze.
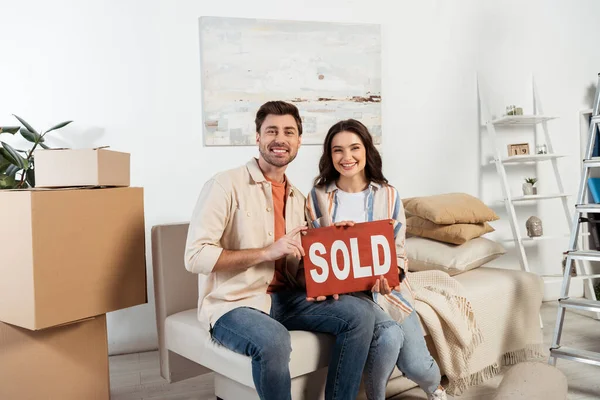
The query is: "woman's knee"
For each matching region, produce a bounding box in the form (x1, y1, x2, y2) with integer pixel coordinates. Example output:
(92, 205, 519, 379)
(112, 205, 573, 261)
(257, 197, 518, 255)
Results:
(373, 321, 402, 354)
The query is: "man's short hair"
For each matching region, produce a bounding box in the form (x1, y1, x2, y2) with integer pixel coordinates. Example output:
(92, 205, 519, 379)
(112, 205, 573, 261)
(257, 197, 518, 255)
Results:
(255, 101, 303, 136)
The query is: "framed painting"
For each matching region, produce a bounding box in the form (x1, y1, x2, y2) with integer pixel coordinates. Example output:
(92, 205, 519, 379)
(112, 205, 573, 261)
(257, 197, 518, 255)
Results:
(199, 16, 382, 146)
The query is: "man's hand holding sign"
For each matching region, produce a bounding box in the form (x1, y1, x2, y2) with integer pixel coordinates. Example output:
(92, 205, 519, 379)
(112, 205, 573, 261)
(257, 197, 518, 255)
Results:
(301, 219, 400, 299)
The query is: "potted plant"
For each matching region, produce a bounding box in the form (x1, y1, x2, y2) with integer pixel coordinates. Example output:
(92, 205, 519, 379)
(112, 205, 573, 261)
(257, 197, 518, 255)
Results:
(0, 115, 72, 189)
(523, 177, 538, 195)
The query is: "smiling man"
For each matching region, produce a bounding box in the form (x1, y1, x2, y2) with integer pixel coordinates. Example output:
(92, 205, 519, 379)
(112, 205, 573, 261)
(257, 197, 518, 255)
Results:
(185, 101, 379, 400)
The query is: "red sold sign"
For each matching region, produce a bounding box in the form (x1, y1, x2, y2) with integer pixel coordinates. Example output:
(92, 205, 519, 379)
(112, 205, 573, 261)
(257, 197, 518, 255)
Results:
(301, 220, 400, 298)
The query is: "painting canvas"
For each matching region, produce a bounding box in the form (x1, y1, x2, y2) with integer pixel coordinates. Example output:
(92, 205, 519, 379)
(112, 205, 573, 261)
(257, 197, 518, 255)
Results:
(199, 16, 381, 146)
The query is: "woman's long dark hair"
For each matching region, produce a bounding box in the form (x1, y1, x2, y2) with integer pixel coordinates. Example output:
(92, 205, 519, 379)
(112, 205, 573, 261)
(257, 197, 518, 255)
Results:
(314, 119, 388, 187)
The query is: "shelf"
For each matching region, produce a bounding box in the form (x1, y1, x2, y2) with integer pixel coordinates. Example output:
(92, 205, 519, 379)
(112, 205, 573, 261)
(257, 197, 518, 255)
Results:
(500, 235, 565, 244)
(521, 234, 568, 243)
(491, 154, 567, 164)
(499, 232, 587, 244)
(490, 115, 558, 126)
(510, 193, 570, 202)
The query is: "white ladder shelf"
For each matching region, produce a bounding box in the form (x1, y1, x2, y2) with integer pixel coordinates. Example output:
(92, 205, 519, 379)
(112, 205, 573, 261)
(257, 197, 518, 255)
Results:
(480, 79, 572, 276)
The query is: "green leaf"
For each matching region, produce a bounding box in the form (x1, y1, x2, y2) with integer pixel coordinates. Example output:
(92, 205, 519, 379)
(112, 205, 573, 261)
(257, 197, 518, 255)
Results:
(0, 152, 9, 172)
(12, 115, 39, 135)
(5, 164, 19, 177)
(20, 127, 44, 143)
(39, 142, 50, 149)
(0, 141, 28, 170)
(26, 168, 35, 188)
(0, 146, 17, 166)
(0, 173, 16, 189)
(44, 120, 72, 134)
(0, 126, 20, 135)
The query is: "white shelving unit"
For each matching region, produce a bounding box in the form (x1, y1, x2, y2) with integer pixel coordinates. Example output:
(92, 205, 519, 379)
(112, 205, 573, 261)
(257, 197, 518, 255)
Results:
(480, 81, 572, 278)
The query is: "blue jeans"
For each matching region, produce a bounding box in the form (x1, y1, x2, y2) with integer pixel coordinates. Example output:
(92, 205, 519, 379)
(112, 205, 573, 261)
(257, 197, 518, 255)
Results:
(364, 310, 441, 399)
(211, 291, 377, 400)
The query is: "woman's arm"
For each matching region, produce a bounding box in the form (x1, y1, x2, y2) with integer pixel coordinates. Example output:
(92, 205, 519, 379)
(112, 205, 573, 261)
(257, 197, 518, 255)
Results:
(392, 187, 409, 275)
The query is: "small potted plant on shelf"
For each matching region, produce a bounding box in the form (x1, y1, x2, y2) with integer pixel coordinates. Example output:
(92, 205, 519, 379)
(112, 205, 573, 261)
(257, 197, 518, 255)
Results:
(0, 115, 72, 189)
(523, 177, 538, 195)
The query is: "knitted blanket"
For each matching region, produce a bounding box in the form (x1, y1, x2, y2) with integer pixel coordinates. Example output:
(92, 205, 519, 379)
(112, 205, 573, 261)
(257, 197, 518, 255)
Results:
(409, 268, 545, 394)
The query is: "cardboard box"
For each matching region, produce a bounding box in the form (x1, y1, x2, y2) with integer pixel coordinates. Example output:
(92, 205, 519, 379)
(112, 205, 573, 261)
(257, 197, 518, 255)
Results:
(0, 187, 147, 330)
(0, 315, 109, 400)
(34, 148, 130, 187)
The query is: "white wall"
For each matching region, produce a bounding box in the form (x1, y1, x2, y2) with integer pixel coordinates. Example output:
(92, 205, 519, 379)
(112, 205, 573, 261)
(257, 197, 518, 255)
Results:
(2, 0, 600, 354)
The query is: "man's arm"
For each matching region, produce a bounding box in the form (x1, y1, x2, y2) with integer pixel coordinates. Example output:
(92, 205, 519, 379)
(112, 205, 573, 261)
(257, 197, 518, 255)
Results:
(185, 178, 230, 275)
(213, 226, 307, 272)
(185, 178, 307, 274)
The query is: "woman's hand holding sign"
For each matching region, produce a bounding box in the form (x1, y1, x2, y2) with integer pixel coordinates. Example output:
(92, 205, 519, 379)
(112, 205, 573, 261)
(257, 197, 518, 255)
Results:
(371, 276, 400, 295)
(334, 220, 355, 228)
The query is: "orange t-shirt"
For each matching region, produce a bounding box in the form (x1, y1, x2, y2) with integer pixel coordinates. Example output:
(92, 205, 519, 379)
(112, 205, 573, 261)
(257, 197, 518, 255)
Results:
(266, 177, 288, 293)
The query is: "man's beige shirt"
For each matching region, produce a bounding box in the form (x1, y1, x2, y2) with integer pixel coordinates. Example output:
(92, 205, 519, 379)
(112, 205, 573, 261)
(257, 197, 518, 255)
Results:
(185, 158, 306, 329)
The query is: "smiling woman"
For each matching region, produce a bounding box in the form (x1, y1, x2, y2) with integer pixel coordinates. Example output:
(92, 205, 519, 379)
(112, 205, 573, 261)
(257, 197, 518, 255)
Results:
(313, 119, 386, 190)
(306, 118, 448, 400)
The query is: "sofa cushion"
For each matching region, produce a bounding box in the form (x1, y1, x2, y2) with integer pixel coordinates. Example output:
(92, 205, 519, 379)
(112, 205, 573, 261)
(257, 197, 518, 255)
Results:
(165, 309, 336, 387)
(406, 215, 494, 245)
(407, 236, 506, 275)
(165, 309, 406, 389)
(403, 193, 500, 224)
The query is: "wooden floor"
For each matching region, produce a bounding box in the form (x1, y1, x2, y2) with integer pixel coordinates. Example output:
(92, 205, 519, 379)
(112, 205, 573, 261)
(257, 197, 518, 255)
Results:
(109, 301, 600, 400)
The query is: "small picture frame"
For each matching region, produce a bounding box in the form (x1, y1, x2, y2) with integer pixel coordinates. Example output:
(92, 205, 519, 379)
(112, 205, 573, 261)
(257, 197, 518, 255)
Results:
(507, 143, 530, 156)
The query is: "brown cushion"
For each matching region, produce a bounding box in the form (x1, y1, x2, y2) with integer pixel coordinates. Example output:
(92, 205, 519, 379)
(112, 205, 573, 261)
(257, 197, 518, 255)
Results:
(406, 236, 506, 275)
(406, 215, 494, 245)
(402, 193, 500, 224)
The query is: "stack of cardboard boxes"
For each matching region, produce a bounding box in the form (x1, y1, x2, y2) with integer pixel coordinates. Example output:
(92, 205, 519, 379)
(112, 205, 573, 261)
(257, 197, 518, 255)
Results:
(0, 148, 147, 399)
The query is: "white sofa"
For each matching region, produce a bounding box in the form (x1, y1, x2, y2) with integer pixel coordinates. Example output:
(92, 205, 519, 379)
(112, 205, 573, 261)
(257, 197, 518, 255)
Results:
(151, 223, 543, 399)
(152, 223, 418, 399)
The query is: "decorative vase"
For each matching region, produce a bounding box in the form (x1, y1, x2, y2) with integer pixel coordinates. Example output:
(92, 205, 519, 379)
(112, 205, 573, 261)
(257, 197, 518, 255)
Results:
(522, 183, 534, 195)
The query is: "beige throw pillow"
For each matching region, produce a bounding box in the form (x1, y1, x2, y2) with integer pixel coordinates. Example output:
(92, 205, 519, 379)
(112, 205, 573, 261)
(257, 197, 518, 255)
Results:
(403, 193, 500, 224)
(407, 236, 506, 276)
(406, 215, 494, 245)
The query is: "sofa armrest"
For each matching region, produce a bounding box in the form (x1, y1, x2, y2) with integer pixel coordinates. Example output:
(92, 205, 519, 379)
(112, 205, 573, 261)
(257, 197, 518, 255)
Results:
(152, 223, 207, 382)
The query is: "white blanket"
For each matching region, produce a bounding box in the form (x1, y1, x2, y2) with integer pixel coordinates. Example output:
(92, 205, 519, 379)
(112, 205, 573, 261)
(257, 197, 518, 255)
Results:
(409, 267, 546, 395)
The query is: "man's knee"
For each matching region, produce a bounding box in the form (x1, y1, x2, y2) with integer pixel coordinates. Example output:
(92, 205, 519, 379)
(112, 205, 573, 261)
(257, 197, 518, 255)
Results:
(212, 307, 291, 363)
(254, 323, 292, 363)
(342, 297, 377, 332)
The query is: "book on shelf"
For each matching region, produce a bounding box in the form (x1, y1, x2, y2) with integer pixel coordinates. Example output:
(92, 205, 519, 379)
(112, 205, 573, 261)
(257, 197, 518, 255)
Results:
(588, 178, 600, 203)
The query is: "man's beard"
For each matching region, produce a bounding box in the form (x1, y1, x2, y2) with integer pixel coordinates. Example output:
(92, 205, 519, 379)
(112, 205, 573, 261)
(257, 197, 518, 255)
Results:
(259, 145, 297, 167)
